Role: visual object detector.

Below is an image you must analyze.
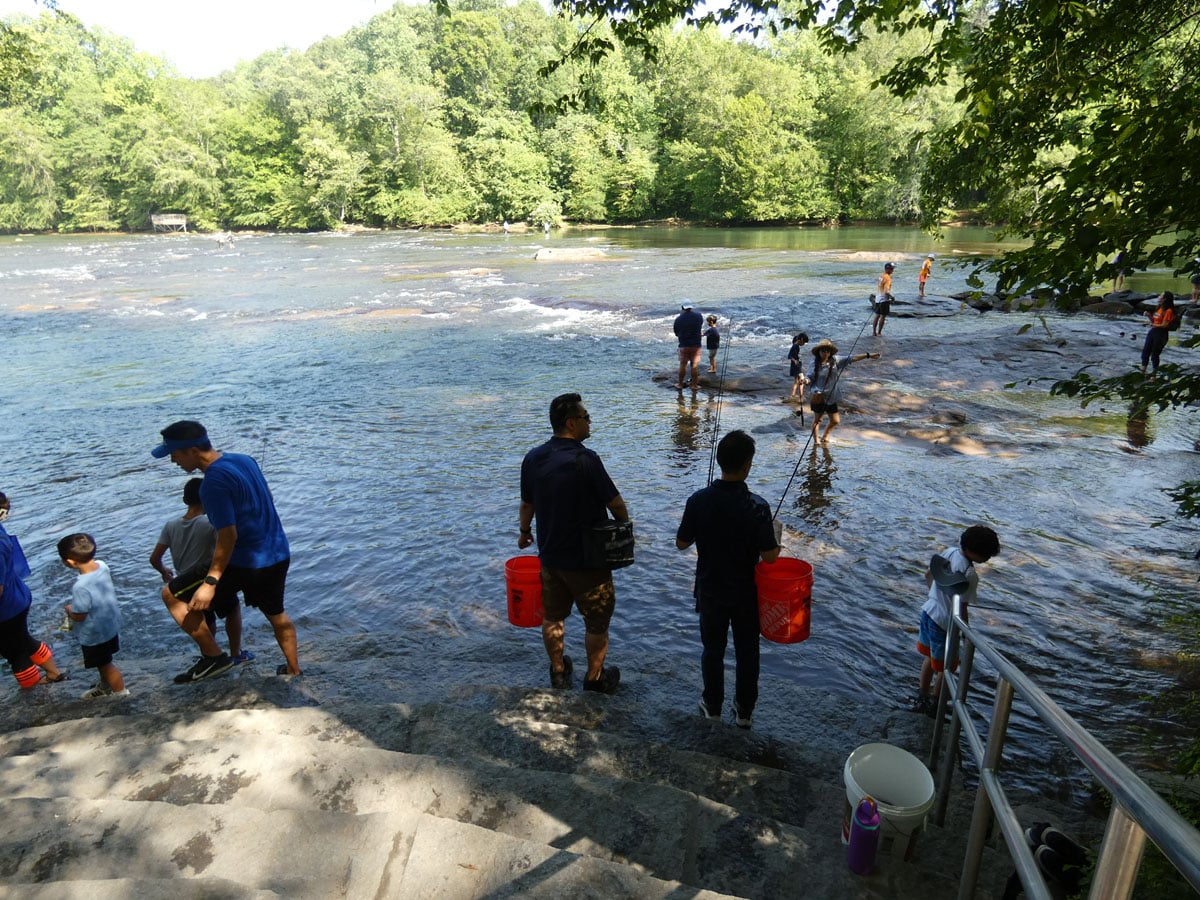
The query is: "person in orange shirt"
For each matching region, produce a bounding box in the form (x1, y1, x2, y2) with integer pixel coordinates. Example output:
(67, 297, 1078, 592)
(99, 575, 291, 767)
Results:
(1140, 291, 1176, 377)
(918, 255, 933, 297)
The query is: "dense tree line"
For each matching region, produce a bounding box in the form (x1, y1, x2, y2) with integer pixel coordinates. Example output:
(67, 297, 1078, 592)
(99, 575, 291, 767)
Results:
(0, 2, 957, 232)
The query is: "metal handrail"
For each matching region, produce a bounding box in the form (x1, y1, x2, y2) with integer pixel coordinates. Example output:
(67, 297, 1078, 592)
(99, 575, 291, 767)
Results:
(928, 596, 1200, 899)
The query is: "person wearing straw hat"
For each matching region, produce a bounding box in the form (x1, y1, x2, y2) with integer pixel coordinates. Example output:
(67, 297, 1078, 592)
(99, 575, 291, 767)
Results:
(806, 339, 879, 444)
(918, 254, 934, 298)
(675, 430, 780, 729)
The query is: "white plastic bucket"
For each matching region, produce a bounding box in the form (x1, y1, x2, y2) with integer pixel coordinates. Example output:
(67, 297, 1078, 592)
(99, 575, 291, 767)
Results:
(841, 743, 935, 861)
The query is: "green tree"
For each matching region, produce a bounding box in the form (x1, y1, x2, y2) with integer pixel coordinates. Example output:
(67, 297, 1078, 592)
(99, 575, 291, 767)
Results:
(0, 107, 56, 230)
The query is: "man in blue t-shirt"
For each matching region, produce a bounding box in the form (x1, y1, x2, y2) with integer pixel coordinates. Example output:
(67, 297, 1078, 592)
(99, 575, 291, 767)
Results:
(519, 393, 629, 694)
(152, 420, 300, 680)
(673, 302, 704, 391)
(676, 430, 780, 728)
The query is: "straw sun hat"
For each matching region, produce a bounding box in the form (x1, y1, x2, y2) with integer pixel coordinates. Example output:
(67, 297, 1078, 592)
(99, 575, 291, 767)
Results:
(811, 338, 838, 356)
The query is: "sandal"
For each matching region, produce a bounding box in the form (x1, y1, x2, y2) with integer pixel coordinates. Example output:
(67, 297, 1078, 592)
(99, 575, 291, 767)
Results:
(46, 671, 69, 683)
(276, 664, 302, 676)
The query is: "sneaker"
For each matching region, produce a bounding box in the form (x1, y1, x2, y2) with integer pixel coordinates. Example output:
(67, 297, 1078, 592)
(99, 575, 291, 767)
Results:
(907, 694, 933, 715)
(1026, 823, 1089, 867)
(81, 682, 113, 700)
(698, 699, 720, 719)
(550, 655, 573, 690)
(583, 666, 620, 694)
(173, 653, 235, 684)
(732, 703, 752, 729)
(1034, 845, 1084, 891)
(232, 650, 256, 665)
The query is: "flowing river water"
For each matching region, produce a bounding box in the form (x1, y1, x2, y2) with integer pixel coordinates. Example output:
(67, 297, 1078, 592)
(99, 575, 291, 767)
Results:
(1, 226, 1196, 804)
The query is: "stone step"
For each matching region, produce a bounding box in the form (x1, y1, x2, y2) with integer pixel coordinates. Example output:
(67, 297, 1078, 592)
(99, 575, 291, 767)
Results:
(1, 692, 822, 828)
(14, 878, 280, 899)
(0, 797, 739, 899)
(0, 703, 970, 899)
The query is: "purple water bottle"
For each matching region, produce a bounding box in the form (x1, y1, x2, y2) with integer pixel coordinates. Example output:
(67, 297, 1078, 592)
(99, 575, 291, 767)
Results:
(847, 795, 880, 875)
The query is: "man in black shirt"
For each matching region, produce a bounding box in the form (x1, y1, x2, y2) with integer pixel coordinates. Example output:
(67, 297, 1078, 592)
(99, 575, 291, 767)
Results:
(676, 430, 780, 727)
(519, 393, 629, 694)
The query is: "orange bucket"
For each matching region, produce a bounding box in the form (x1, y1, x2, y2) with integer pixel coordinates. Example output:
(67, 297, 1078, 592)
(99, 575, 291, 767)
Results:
(504, 556, 544, 627)
(756, 558, 813, 643)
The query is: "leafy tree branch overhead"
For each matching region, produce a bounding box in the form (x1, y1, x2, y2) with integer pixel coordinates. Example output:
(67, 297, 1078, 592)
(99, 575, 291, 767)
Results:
(527, 0, 1200, 299)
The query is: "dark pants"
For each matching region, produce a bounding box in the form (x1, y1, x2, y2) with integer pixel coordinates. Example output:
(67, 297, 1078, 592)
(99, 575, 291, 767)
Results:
(699, 602, 760, 715)
(0, 608, 40, 673)
(1141, 327, 1169, 371)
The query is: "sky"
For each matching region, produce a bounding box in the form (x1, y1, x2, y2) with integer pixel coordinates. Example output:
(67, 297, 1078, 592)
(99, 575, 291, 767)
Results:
(0, 0, 397, 78)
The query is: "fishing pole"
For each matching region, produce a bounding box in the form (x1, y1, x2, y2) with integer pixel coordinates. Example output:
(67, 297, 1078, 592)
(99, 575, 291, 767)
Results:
(772, 303, 877, 520)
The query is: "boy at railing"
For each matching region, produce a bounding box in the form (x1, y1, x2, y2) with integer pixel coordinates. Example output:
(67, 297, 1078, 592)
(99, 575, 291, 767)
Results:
(909, 524, 1000, 717)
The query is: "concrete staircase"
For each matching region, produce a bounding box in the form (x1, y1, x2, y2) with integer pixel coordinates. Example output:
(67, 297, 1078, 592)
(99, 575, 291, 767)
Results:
(0, 648, 1014, 898)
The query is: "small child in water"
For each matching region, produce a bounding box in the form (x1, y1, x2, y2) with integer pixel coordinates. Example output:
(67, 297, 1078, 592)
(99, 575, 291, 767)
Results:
(59, 532, 127, 700)
(910, 525, 1000, 716)
(704, 316, 721, 373)
(787, 333, 809, 398)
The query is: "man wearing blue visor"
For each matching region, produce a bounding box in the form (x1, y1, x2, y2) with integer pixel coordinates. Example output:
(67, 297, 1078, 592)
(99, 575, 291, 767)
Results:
(152, 421, 300, 679)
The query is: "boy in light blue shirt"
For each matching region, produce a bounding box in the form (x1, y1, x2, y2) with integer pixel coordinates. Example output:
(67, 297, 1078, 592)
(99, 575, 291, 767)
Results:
(59, 533, 128, 700)
(910, 524, 999, 716)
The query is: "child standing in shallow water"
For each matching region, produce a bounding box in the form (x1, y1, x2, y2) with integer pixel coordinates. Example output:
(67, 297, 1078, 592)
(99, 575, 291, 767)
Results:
(0, 492, 66, 688)
(787, 333, 809, 398)
(59, 533, 127, 700)
(910, 524, 1000, 716)
(704, 316, 721, 373)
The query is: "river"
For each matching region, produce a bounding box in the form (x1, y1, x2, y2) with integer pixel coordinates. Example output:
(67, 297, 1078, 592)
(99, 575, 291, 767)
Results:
(1, 226, 1196, 802)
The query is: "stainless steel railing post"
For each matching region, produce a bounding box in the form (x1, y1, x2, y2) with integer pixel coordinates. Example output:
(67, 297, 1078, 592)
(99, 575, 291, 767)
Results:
(934, 637, 975, 827)
(1088, 804, 1147, 900)
(958, 676, 1014, 900)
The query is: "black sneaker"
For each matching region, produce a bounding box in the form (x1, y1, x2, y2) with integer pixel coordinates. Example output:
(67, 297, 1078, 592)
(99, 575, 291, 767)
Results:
(583, 666, 620, 694)
(1026, 822, 1089, 867)
(173, 653, 235, 684)
(1034, 845, 1085, 892)
(698, 699, 720, 719)
(907, 694, 933, 715)
(550, 655, 573, 690)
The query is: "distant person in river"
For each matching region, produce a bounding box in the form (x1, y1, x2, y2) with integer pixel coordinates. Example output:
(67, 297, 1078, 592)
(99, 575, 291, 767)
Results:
(519, 393, 628, 694)
(152, 420, 300, 679)
(1190, 258, 1200, 303)
(1140, 291, 1176, 378)
(873, 262, 895, 335)
(704, 315, 721, 373)
(674, 302, 704, 390)
(807, 339, 880, 444)
(149, 477, 249, 678)
(787, 333, 810, 399)
(1111, 250, 1127, 293)
(910, 525, 1000, 718)
(918, 255, 934, 298)
(0, 491, 66, 689)
(676, 430, 780, 729)
(59, 532, 127, 700)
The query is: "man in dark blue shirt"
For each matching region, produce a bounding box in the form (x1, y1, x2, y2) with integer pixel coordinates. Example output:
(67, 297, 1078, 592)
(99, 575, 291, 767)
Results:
(519, 393, 629, 694)
(673, 302, 704, 391)
(676, 430, 780, 727)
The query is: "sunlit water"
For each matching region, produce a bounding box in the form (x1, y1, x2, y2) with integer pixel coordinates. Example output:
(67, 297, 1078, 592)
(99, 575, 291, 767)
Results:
(1, 227, 1196, 802)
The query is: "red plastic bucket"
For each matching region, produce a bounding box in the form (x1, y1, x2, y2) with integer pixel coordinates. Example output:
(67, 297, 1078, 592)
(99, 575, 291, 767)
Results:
(504, 556, 544, 627)
(756, 558, 813, 643)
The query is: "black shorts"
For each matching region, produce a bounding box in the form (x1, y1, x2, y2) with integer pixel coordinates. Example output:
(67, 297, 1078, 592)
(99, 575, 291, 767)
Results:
(168, 564, 223, 631)
(213, 557, 290, 617)
(874, 301, 891, 317)
(82, 634, 120, 669)
(811, 400, 839, 416)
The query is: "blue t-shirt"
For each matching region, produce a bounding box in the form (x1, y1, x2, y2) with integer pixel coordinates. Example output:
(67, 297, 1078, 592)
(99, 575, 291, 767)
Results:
(520, 436, 619, 570)
(71, 560, 121, 648)
(674, 309, 703, 348)
(677, 480, 778, 610)
(0, 524, 32, 622)
(200, 453, 290, 569)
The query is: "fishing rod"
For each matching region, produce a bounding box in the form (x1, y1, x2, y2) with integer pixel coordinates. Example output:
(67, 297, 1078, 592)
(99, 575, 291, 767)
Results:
(772, 303, 877, 520)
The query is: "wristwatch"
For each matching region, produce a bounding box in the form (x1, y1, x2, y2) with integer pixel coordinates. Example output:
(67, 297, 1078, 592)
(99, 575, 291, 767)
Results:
(203, 575, 219, 586)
